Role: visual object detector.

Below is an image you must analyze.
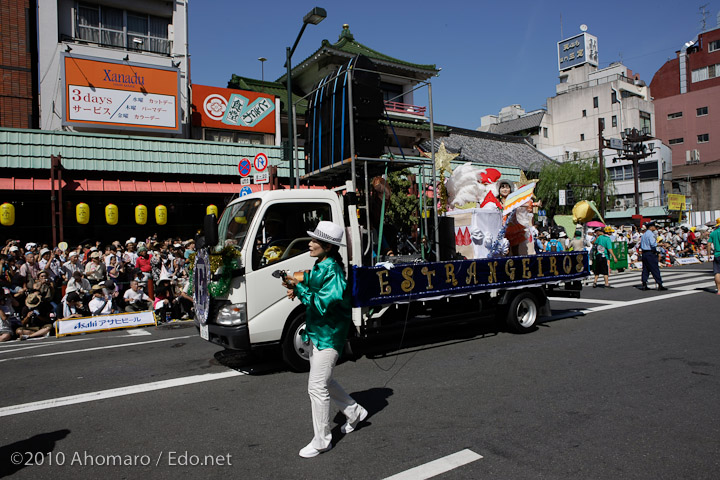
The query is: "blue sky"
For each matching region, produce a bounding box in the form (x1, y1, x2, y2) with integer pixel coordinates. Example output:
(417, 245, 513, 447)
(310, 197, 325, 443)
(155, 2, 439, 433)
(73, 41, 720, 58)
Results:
(189, 1, 718, 129)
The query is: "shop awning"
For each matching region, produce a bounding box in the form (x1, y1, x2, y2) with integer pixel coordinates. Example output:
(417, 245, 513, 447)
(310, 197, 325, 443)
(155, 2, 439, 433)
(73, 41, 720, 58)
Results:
(0, 177, 255, 194)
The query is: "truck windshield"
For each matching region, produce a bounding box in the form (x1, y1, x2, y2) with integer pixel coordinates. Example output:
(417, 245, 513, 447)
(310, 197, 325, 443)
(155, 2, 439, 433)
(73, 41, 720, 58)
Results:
(216, 198, 262, 250)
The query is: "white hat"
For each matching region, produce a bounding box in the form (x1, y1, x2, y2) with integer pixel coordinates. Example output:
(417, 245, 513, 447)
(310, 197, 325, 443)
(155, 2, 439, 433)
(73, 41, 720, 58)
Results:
(25, 242, 37, 250)
(173, 243, 182, 248)
(68, 251, 78, 257)
(9, 246, 18, 252)
(90, 251, 101, 259)
(559, 231, 567, 238)
(307, 221, 345, 246)
(126, 237, 136, 245)
(39, 248, 50, 257)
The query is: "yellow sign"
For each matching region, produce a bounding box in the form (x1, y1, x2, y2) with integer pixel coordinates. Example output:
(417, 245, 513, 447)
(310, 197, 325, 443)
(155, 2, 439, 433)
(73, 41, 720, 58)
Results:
(667, 194, 686, 211)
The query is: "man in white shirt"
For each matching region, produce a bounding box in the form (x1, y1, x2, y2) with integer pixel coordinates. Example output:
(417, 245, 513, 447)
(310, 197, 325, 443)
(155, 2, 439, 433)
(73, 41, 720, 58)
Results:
(88, 285, 112, 316)
(123, 280, 151, 312)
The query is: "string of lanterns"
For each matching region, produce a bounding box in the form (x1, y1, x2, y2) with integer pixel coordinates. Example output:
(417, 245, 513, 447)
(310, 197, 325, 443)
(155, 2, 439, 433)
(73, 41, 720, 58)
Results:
(1, 202, 219, 227)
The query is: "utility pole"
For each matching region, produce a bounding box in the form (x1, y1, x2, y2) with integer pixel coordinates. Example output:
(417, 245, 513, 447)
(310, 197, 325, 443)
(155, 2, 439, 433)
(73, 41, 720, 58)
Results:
(618, 128, 654, 216)
(598, 118, 605, 219)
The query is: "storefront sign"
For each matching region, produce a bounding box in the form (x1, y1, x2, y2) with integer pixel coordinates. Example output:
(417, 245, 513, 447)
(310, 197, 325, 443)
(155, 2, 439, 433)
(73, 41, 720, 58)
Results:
(57, 311, 156, 337)
(62, 55, 180, 132)
(192, 84, 276, 134)
(351, 253, 589, 307)
(557, 33, 598, 71)
(667, 194, 686, 211)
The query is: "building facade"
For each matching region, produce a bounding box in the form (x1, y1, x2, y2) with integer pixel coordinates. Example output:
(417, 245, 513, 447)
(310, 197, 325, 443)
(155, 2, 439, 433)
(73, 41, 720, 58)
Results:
(650, 15, 720, 213)
(479, 29, 670, 217)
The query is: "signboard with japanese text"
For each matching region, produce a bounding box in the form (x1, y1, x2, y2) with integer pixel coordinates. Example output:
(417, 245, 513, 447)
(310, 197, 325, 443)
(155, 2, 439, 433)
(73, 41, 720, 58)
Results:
(191, 84, 276, 134)
(255, 172, 269, 184)
(56, 311, 156, 337)
(667, 194, 686, 211)
(62, 54, 181, 133)
(557, 33, 598, 71)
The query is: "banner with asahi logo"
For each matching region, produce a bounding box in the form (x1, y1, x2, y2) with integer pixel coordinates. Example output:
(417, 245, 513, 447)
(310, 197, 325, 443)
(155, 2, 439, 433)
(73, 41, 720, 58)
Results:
(62, 54, 181, 132)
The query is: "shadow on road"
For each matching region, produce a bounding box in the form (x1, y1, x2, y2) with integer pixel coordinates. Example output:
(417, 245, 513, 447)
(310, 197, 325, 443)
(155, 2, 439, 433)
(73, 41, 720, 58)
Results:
(0, 429, 70, 477)
(331, 387, 393, 444)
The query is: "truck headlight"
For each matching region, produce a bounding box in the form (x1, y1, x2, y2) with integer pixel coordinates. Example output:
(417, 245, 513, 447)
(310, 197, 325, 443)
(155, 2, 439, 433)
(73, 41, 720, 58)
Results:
(216, 303, 247, 326)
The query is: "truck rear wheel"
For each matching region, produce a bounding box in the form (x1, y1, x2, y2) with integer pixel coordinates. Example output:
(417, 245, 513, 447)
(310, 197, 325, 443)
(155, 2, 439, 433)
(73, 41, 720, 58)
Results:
(282, 311, 311, 372)
(505, 292, 538, 333)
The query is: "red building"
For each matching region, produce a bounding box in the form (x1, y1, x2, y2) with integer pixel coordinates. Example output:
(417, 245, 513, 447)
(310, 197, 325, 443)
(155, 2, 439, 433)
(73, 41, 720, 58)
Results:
(650, 22, 720, 212)
(0, 0, 38, 128)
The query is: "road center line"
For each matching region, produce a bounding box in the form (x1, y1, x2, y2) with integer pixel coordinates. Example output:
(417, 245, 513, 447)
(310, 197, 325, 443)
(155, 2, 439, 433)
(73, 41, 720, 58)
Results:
(0, 370, 244, 417)
(550, 297, 622, 305)
(382, 449, 483, 480)
(0, 335, 195, 363)
(0, 337, 91, 353)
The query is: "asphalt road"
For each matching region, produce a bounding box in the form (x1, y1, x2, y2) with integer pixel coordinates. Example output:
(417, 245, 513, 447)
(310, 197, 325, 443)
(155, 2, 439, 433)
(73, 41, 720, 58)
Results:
(1, 264, 719, 479)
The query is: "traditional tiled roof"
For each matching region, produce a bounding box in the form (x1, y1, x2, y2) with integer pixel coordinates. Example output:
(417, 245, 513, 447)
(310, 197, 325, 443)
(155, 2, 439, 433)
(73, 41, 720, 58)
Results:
(227, 75, 308, 115)
(418, 126, 556, 172)
(379, 119, 449, 133)
(483, 111, 545, 135)
(278, 25, 438, 83)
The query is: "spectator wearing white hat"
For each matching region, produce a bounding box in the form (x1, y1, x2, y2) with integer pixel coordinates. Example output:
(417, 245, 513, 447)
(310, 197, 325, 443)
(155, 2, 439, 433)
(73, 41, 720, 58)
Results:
(84, 251, 106, 284)
(19, 251, 40, 287)
(62, 251, 83, 279)
(88, 284, 112, 316)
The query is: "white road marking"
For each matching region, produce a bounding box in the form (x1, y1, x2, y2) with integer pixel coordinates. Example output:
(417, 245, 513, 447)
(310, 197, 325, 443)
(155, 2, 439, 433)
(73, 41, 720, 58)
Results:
(550, 297, 622, 305)
(0, 337, 91, 352)
(0, 335, 195, 363)
(126, 329, 152, 336)
(0, 370, 244, 417)
(545, 288, 706, 321)
(382, 449, 483, 480)
(608, 272, 702, 288)
(674, 281, 717, 291)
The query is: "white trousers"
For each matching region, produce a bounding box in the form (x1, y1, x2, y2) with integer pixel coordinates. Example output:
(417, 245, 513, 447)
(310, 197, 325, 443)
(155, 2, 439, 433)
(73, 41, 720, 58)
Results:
(307, 344, 362, 449)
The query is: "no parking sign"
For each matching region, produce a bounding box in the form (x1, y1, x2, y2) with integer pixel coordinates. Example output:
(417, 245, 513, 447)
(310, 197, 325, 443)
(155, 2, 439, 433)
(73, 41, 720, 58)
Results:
(238, 158, 252, 177)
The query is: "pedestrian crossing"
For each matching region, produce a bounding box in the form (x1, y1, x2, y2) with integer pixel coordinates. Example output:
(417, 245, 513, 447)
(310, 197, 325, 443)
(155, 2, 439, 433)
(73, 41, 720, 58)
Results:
(583, 268, 717, 291)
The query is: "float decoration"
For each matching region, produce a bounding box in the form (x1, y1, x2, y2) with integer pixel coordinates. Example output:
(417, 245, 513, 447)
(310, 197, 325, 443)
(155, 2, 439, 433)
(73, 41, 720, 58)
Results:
(187, 245, 242, 298)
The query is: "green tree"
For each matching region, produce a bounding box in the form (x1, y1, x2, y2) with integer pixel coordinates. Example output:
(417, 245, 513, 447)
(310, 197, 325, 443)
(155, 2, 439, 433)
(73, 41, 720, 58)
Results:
(533, 157, 614, 218)
(384, 169, 420, 234)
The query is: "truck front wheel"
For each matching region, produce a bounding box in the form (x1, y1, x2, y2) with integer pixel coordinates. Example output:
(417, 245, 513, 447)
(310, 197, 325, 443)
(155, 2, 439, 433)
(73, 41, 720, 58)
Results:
(282, 311, 311, 372)
(505, 292, 538, 333)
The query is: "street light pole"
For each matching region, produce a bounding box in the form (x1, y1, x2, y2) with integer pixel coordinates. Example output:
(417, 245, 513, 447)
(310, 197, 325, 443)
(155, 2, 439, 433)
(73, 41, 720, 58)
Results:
(618, 127, 654, 216)
(285, 7, 326, 189)
(258, 57, 266, 81)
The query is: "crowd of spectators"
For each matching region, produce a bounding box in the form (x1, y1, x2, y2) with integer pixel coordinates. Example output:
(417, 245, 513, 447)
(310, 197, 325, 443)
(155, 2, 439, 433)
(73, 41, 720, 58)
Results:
(0, 236, 196, 342)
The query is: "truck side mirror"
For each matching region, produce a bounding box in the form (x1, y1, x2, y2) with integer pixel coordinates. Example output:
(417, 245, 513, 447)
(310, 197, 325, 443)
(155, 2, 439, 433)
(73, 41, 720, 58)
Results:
(204, 213, 218, 248)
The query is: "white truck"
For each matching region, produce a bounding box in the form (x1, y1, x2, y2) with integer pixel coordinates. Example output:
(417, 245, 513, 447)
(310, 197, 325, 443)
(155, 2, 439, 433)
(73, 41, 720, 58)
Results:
(193, 186, 589, 371)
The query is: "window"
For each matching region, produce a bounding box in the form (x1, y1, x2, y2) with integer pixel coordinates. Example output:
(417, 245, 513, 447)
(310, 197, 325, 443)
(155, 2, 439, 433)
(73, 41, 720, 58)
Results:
(697, 106, 708, 116)
(691, 64, 720, 82)
(582, 109, 587, 117)
(543, 127, 548, 138)
(593, 96, 598, 108)
(639, 111, 651, 135)
(611, 115, 617, 127)
(380, 82, 404, 103)
(669, 138, 684, 145)
(667, 112, 683, 119)
(611, 91, 618, 104)
(206, 129, 263, 145)
(251, 202, 333, 270)
(710, 40, 720, 52)
(580, 134, 585, 141)
(697, 133, 709, 143)
(599, 117, 605, 129)
(75, 3, 170, 55)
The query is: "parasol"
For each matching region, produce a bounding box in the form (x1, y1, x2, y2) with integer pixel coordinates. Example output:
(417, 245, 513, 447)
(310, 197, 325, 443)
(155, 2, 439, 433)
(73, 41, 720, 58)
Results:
(586, 220, 605, 228)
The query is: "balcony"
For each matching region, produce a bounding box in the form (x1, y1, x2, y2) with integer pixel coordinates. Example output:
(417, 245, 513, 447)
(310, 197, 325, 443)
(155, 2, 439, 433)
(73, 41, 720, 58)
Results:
(384, 101, 427, 120)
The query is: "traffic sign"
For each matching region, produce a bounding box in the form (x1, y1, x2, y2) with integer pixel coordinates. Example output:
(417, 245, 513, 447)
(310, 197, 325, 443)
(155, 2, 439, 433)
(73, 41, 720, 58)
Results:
(255, 172, 269, 184)
(238, 158, 252, 177)
(240, 177, 251, 186)
(559, 190, 566, 206)
(254, 152, 268, 172)
(609, 138, 623, 150)
(239, 186, 253, 197)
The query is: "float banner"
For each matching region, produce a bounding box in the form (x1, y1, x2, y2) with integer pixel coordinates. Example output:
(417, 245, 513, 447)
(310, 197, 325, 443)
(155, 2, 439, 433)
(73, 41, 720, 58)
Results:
(56, 311, 156, 337)
(350, 252, 590, 307)
(610, 242, 628, 270)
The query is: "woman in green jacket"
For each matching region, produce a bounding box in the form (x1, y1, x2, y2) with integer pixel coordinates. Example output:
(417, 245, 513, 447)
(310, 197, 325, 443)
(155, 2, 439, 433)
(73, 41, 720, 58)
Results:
(283, 221, 368, 458)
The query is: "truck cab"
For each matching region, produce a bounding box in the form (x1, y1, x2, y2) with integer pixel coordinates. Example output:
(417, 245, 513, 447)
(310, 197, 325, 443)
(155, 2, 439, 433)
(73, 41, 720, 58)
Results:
(196, 189, 345, 369)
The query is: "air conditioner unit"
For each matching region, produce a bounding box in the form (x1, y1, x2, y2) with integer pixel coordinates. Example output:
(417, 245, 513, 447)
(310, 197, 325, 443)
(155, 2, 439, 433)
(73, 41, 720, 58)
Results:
(614, 199, 623, 207)
(642, 201, 650, 207)
(693, 149, 700, 163)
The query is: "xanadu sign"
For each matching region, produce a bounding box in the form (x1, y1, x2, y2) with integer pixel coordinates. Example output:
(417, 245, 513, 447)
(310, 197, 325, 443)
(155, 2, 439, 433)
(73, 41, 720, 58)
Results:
(350, 253, 589, 307)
